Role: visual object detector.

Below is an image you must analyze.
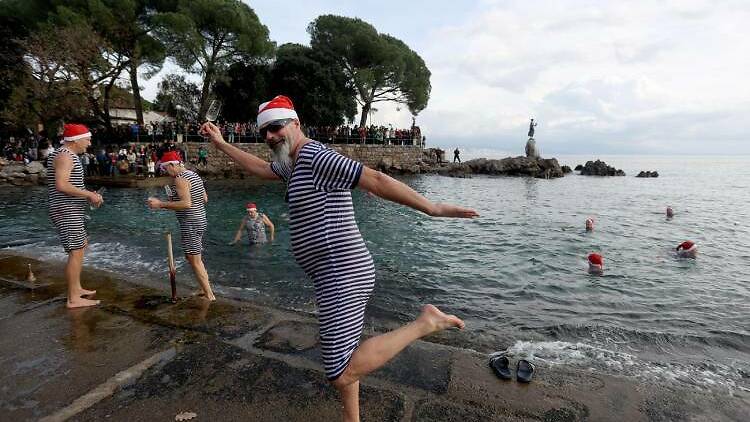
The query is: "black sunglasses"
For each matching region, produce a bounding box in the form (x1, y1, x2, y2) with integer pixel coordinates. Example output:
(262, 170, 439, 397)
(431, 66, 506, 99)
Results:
(260, 119, 292, 139)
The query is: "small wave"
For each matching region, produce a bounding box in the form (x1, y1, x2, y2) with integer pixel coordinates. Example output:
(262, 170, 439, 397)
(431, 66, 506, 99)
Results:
(533, 323, 750, 354)
(9, 241, 171, 275)
(491, 340, 748, 393)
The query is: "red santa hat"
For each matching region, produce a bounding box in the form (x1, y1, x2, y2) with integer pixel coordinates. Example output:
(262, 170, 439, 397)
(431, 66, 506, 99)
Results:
(62, 123, 91, 142)
(257, 95, 298, 129)
(159, 150, 182, 170)
(676, 241, 695, 252)
(588, 253, 603, 268)
(245, 202, 257, 211)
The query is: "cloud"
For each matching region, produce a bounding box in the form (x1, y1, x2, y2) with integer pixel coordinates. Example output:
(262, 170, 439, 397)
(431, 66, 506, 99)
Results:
(416, 0, 750, 154)
(138, 1, 750, 154)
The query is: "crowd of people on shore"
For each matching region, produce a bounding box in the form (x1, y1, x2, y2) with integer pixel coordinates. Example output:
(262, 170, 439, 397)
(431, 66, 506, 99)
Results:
(108, 120, 424, 145)
(1, 134, 207, 178)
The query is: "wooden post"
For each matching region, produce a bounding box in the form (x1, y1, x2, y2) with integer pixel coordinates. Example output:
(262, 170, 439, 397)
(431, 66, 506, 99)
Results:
(166, 232, 177, 302)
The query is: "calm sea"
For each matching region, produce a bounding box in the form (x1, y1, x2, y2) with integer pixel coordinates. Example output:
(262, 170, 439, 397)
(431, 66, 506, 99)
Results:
(2, 155, 748, 395)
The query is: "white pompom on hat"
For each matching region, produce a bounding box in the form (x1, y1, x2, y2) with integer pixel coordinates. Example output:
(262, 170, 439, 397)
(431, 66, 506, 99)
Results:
(62, 123, 91, 142)
(257, 95, 298, 129)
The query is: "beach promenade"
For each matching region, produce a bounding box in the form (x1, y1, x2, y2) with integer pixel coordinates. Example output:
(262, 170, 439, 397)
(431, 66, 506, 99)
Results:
(1, 252, 747, 421)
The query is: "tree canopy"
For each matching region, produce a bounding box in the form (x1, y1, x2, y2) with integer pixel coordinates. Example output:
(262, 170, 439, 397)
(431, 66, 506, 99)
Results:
(154, 0, 274, 117)
(0, 3, 431, 139)
(308, 15, 431, 127)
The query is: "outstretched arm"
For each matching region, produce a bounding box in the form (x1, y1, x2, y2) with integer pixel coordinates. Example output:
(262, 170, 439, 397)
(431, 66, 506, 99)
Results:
(357, 167, 478, 218)
(199, 122, 278, 180)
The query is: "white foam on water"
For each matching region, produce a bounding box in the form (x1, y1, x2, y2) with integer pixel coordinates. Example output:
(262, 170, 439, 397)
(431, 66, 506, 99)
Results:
(8, 241, 174, 276)
(491, 340, 746, 395)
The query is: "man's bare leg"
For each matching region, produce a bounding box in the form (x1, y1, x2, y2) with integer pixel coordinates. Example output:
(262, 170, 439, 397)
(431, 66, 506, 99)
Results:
(70, 243, 96, 296)
(186, 254, 216, 301)
(66, 248, 100, 308)
(332, 304, 464, 389)
(338, 380, 360, 422)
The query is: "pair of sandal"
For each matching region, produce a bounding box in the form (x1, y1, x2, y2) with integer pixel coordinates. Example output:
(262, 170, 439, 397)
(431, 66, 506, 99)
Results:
(489, 356, 535, 383)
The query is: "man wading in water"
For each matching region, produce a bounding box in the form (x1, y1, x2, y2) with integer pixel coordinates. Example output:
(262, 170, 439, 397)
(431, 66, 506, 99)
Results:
(230, 202, 274, 246)
(200, 95, 478, 422)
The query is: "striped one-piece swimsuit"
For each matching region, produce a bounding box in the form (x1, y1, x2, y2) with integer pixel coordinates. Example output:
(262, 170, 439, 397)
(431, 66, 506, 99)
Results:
(168, 170, 207, 255)
(271, 141, 375, 381)
(47, 147, 88, 252)
(246, 214, 267, 244)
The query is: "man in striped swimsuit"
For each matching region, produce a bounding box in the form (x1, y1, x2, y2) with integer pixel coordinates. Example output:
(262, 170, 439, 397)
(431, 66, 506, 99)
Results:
(147, 151, 216, 301)
(48, 124, 104, 308)
(200, 96, 478, 422)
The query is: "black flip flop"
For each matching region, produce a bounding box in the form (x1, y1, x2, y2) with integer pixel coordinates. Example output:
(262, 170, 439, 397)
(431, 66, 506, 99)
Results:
(516, 359, 535, 383)
(489, 356, 512, 380)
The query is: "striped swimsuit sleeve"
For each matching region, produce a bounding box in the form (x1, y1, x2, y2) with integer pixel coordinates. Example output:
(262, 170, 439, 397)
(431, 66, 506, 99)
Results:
(310, 148, 363, 191)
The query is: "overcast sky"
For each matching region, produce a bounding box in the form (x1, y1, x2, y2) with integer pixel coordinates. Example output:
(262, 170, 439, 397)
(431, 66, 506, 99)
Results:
(140, 0, 750, 155)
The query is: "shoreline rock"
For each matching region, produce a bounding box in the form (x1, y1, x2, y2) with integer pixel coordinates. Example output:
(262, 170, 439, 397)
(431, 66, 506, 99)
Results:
(579, 160, 625, 176)
(636, 170, 659, 178)
(0, 159, 47, 186)
(427, 156, 565, 179)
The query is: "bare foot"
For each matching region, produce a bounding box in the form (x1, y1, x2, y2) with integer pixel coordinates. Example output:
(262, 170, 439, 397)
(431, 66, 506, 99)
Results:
(66, 297, 101, 308)
(77, 288, 96, 297)
(190, 290, 206, 297)
(417, 304, 465, 334)
(204, 294, 217, 302)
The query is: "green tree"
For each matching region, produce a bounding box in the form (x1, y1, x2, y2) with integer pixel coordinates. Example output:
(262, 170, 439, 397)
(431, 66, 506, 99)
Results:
(213, 62, 271, 122)
(269, 43, 356, 127)
(83, 0, 169, 125)
(2, 24, 97, 133)
(152, 74, 201, 121)
(0, 0, 57, 133)
(48, 7, 130, 132)
(308, 15, 431, 128)
(154, 0, 274, 118)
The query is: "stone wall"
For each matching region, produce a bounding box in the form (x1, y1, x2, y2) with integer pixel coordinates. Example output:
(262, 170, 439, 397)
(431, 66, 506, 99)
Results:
(0, 159, 46, 186)
(184, 142, 430, 176)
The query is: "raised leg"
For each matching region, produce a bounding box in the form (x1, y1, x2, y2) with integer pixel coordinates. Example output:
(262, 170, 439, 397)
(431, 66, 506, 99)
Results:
(332, 304, 463, 388)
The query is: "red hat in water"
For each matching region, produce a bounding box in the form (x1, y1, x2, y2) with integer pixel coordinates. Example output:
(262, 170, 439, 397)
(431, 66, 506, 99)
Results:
(245, 202, 257, 210)
(256, 95, 298, 129)
(159, 151, 182, 170)
(588, 253, 603, 265)
(588, 253, 603, 271)
(676, 241, 695, 252)
(62, 123, 91, 142)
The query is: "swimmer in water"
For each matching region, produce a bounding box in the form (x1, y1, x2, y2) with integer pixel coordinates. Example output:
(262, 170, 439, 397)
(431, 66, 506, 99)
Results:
(588, 253, 603, 274)
(676, 241, 697, 258)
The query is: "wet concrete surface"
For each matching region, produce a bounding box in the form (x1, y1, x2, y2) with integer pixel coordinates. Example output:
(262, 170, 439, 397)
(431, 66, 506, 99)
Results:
(1, 252, 749, 421)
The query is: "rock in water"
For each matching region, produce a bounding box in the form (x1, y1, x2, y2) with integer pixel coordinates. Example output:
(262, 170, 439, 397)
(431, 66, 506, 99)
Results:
(580, 160, 625, 176)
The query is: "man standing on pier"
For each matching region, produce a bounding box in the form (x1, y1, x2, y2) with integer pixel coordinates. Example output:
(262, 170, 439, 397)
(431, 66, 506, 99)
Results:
(146, 151, 216, 301)
(200, 95, 478, 422)
(47, 124, 103, 308)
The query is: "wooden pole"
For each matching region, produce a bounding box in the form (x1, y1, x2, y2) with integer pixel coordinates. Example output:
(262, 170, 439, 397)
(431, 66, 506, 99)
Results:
(165, 232, 177, 302)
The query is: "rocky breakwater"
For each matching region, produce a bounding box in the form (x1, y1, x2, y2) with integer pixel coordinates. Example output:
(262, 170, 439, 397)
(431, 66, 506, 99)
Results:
(436, 156, 565, 179)
(578, 159, 625, 176)
(0, 159, 46, 186)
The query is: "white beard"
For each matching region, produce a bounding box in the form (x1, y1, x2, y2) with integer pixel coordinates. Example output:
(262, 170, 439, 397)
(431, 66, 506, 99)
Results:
(271, 134, 294, 167)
